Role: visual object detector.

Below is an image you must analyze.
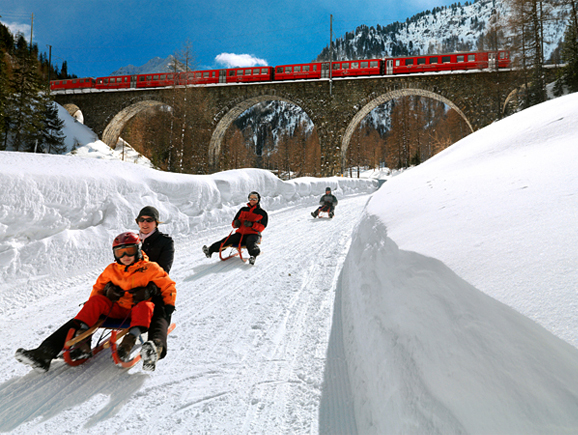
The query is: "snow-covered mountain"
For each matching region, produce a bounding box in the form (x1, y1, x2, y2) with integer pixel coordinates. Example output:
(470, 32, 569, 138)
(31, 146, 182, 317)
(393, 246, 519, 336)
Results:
(110, 55, 183, 76)
(316, 0, 569, 63)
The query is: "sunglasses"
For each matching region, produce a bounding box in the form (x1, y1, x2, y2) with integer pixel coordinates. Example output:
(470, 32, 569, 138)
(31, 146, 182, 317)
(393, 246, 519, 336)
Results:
(137, 217, 156, 223)
(248, 196, 259, 201)
(113, 245, 139, 258)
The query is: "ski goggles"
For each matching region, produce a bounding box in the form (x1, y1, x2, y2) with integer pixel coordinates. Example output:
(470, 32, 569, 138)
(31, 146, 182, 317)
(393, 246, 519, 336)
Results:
(137, 217, 156, 223)
(113, 245, 139, 259)
(248, 196, 259, 201)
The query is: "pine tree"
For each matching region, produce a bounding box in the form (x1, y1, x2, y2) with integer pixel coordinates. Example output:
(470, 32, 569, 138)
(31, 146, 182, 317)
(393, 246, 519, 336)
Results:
(41, 100, 66, 153)
(5, 36, 48, 152)
(557, 1, 578, 93)
(0, 51, 9, 149)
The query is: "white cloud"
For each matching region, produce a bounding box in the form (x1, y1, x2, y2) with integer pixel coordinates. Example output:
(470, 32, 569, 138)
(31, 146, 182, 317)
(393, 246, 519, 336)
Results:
(214, 53, 268, 68)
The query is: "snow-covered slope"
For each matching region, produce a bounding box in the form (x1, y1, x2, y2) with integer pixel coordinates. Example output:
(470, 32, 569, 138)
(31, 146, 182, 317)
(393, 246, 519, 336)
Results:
(1, 93, 578, 433)
(340, 92, 578, 433)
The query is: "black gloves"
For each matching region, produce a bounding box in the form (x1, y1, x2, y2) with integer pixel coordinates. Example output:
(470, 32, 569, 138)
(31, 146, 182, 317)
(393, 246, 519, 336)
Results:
(243, 220, 253, 227)
(104, 282, 124, 302)
(233, 219, 241, 228)
(130, 282, 160, 303)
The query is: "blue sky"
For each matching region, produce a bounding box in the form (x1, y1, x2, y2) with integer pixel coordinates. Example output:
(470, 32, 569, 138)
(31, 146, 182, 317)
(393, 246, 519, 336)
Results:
(2, 0, 459, 78)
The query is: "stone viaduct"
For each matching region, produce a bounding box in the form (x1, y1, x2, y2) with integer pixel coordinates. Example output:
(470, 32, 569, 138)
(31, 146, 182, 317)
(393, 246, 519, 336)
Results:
(54, 69, 523, 175)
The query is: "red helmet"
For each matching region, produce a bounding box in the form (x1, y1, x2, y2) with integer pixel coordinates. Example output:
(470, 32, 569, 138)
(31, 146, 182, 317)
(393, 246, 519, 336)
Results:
(112, 232, 142, 262)
(113, 232, 140, 248)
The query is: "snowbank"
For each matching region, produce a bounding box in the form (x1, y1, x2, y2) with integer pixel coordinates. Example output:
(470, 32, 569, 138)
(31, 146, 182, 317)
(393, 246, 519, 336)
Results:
(0, 152, 377, 283)
(339, 93, 578, 433)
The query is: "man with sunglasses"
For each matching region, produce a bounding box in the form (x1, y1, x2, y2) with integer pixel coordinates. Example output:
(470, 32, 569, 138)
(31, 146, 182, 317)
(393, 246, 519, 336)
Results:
(15, 232, 176, 373)
(202, 191, 268, 265)
(135, 206, 175, 371)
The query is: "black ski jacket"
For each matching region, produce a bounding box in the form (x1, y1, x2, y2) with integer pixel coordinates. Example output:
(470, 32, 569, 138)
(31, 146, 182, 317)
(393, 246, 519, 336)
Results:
(141, 229, 175, 273)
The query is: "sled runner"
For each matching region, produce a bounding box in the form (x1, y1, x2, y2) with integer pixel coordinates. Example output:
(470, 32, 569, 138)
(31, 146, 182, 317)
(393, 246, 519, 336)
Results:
(315, 204, 334, 219)
(62, 317, 176, 369)
(218, 230, 261, 263)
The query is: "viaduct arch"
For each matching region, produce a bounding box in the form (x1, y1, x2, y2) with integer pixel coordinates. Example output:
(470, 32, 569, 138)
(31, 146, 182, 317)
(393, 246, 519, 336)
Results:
(54, 69, 523, 175)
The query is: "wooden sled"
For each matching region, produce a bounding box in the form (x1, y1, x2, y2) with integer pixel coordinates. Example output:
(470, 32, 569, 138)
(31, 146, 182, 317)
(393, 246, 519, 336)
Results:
(63, 317, 176, 369)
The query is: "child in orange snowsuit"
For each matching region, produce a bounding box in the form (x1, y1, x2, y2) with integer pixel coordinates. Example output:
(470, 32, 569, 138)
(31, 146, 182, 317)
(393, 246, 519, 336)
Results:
(15, 232, 176, 372)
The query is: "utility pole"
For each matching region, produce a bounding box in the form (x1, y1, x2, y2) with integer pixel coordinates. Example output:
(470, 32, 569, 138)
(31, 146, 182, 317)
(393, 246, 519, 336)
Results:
(329, 14, 333, 96)
(47, 45, 52, 85)
(30, 14, 34, 50)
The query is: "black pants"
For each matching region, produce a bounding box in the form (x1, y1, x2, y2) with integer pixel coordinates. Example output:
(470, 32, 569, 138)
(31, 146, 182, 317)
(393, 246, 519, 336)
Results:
(147, 295, 171, 359)
(315, 204, 335, 215)
(37, 319, 83, 358)
(209, 233, 261, 257)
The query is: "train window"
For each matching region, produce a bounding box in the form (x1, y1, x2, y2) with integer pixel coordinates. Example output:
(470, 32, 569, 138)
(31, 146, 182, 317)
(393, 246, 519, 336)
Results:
(500, 52, 506, 59)
(153, 75, 158, 80)
(442, 56, 451, 63)
(285, 67, 292, 73)
(457, 55, 464, 62)
(237, 70, 243, 76)
(147, 75, 152, 80)
(244, 69, 250, 75)
(361, 61, 368, 68)
(73, 80, 77, 83)
(252, 69, 259, 74)
(429, 57, 438, 64)
(304, 65, 310, 71)
(342, 63, 349, 69)
(139, 76, 145, 81)
(468, 55, 475, 62)
(295, 66, 301, 72)
(351, 62, 358, 69)
(417, 58, 426, 65)
(203, 72, 209, 78)
(277, 67, 283, 73)
(405, 59, 414, 66)
(395, 60, 400, 66)
(313, 65, 317, 71)
(229, 70, 236, 76)
(261, 68, 268, 74)
(370, 61, 378, 67)
(333, 63, 340, 70)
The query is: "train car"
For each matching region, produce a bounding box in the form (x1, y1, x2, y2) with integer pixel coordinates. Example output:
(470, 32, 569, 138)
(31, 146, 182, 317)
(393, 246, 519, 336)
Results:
(186, 69, 221, 85)
(135, 72, 178, 88)
(274, 62, 324, 81)
(328, 59, 383, 78)
(50, 77, 96, 91)
(224, 67, 274, 84)
(384, 50, 511, 75)
(274, 59, 382, 81)
(95, 75, 134, 90)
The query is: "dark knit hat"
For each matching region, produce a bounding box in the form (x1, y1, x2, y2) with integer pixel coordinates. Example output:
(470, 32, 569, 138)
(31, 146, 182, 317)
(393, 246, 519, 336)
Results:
(136, 206, 161, 223)
(248, 191, 261, 203)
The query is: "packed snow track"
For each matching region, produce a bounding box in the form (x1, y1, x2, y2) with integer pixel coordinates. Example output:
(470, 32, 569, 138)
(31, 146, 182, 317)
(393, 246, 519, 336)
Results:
(0, 194, 370, 434)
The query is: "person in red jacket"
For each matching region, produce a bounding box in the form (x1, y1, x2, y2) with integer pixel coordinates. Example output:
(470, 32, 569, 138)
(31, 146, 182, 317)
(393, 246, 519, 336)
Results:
(202, 191, 268, 265)
(15, 232, 176, 373)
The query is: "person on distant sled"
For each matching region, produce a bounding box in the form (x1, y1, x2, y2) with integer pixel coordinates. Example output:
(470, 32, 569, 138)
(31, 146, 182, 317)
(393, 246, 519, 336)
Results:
(15, 232, 177, 372)
(311, 187, 338, 218)
(202, 191, 268, 265)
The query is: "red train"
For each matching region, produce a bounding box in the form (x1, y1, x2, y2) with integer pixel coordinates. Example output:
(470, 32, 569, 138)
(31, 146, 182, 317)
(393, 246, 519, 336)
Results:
(50, 50, 510, 92)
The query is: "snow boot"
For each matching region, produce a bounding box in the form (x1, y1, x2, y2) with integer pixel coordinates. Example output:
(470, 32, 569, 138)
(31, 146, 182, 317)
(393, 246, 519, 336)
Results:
(15, 345, 56, 373)
(202, 245, 212, 258)
(329, 211, 334, 218)
(249, 256, 256, 265)
(117, 333, 137, 362)
(311, 211, 317, 218)
(141, 339, 163, 372)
